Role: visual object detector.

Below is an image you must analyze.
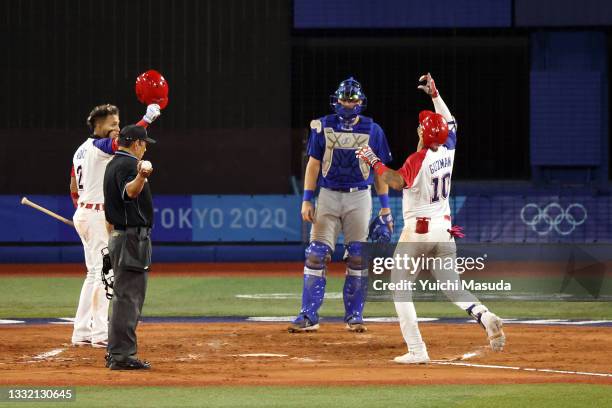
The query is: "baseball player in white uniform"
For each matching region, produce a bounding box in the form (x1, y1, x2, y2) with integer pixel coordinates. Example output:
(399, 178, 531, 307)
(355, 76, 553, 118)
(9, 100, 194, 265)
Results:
(356, 73, 505, 364)
(70, 103, 160, 347)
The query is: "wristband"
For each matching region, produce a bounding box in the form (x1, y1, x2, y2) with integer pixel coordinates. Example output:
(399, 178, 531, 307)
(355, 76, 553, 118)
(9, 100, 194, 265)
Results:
(373, 162, 388, 176)
(378, 194, 389, 209)
(303, 189, 314, 202)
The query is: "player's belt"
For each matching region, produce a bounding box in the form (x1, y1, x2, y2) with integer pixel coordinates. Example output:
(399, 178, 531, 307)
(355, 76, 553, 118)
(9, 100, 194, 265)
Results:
(327, 186, 370, 193)
(79, 202, 104, 211)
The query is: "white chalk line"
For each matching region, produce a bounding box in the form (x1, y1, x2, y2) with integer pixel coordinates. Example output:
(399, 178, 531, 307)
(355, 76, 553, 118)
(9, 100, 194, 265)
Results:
(21, 348, 66, 363)
(429, 361, 612, 378)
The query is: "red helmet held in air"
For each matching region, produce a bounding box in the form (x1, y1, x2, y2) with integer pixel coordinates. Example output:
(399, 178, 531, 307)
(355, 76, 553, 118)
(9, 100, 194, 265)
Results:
(419, 110, 448, 148)
(135, 70, 169, 109)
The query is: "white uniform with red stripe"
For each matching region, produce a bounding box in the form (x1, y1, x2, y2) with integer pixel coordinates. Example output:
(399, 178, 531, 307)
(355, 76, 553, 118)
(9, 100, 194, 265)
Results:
(391, 119, 483, 358)
(70, 137, 117, 345)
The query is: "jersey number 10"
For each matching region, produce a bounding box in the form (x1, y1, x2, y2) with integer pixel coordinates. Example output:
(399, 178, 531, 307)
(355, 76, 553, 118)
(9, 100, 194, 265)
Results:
(431, 173, 451, 203)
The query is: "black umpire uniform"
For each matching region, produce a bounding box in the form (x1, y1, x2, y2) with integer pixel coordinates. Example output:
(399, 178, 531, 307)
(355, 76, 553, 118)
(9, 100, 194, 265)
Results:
(103, 125, 156, 370)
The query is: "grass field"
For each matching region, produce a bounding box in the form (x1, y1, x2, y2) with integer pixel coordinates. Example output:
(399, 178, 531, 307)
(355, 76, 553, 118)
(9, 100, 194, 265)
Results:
(1, 276, 611, 319)
(1, 384, 611, 408)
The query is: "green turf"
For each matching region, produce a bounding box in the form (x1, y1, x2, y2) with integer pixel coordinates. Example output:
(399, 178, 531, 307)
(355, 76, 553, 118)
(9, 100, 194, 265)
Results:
(1, 385, 611, 408)
(0, 276, 610, 319)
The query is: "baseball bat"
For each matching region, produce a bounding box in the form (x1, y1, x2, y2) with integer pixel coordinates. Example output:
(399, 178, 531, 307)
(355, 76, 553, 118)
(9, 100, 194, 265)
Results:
(20, 197, 75, 227)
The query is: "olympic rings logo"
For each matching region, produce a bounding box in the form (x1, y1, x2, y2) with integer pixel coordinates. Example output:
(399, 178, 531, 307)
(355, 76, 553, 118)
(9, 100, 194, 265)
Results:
(520, 203, 587, 236)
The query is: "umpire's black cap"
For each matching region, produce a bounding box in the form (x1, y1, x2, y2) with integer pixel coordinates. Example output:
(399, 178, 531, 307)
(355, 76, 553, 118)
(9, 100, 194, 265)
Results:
(119, 124, 156, 144)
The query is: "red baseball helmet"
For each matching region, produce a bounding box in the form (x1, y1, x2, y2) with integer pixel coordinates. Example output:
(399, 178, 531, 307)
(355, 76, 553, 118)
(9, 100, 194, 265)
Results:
(135, 70, 169, 109)
(419, 110, 448, 147)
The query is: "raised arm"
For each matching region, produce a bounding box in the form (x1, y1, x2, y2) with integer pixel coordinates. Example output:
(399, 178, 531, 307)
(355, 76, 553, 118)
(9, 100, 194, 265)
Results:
(418, 73, 457, 149)
(418, 73, 453, 122)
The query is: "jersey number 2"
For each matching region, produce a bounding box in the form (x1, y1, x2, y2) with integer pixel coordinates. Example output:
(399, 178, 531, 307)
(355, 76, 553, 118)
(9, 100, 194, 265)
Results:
(431, 173, 451, 203)
(76, 165, 84, 190)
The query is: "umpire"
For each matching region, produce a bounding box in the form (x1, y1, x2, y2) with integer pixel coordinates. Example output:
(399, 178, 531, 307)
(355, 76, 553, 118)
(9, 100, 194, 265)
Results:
(103, 124, 156, 370)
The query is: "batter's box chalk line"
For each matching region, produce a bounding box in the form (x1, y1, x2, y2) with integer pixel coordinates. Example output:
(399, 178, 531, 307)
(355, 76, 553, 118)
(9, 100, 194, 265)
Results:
(428, 361, 612, 378)
(401, 347, 612, 378)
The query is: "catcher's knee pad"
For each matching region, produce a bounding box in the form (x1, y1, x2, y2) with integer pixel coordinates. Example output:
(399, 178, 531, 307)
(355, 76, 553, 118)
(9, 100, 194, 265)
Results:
(344, 241, 366, 275)
(304, 241, 332, 277)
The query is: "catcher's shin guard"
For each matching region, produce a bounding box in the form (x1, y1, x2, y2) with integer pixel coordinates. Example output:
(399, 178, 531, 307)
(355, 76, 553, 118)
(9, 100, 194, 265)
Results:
(295, 241, 331, 325)
(343, 242, 368, 331)
(297, 274, 326, 325)
(343, 274, 368, 331)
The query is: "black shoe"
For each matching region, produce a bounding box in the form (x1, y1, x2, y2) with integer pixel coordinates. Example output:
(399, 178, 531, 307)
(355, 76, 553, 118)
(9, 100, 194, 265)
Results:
(109, 358, 151, 370)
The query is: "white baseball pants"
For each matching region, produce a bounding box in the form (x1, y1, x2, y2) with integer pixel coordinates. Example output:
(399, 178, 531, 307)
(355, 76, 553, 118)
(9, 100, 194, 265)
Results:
(71, 206, 110, 344)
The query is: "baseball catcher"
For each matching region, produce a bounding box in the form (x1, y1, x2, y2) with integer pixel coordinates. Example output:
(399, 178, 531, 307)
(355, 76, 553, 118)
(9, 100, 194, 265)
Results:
(289, 77, 393, 333)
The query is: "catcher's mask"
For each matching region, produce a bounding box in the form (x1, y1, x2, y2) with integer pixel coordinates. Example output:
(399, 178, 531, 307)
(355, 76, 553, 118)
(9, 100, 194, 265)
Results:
(101, 247, 114, 300)
(330, 77, 367, 129)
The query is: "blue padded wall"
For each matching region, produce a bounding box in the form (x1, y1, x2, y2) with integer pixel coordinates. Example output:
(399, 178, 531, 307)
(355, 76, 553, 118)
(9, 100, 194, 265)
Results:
(530, 32, 608, 183)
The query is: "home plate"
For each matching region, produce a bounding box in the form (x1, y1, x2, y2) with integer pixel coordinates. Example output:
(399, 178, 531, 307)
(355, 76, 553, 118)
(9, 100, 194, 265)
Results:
(29, 348, 65, 362)
(238, 353, 288, 358)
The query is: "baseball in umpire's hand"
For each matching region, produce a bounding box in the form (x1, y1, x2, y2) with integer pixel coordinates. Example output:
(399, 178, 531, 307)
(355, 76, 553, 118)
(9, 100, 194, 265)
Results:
(138, 160, 153, 177)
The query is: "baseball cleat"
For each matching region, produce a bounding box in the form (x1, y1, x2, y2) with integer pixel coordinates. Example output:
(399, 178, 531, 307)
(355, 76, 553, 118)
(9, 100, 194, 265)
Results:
(393, 351, 430, 365)
(345, 317, 367, 332)
(481, 312, 506, 351)
(72, 339, 92, 347)
(345, 322, 367, 332)
(288, 315, 319, 333)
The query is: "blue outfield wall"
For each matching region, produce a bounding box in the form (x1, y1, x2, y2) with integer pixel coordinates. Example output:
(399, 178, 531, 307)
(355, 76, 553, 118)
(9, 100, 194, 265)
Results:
(2, 192, 612, 263)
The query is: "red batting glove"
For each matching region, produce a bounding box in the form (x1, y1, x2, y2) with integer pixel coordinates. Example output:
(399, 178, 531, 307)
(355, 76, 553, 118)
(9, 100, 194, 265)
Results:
(356, 145, 388, 175)
(356, 145, 381, 167)
(448, 225, 465, 239)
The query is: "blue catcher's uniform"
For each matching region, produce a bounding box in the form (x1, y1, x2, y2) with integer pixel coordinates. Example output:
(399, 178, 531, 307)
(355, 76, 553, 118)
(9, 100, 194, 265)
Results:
(308, 114, 391, 190)
(291, 90, 392, 331)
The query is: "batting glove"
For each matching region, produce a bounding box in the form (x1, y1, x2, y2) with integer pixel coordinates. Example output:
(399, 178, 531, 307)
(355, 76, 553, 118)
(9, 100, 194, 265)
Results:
(143, 104, 161, 124)
(355, 145, 381, 168)
(447, 225, 465, 239)
(418, 73, 439, 98)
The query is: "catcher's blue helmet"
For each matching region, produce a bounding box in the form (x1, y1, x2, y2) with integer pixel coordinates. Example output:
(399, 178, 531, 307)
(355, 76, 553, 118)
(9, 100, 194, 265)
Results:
(330, 77, 367, 128)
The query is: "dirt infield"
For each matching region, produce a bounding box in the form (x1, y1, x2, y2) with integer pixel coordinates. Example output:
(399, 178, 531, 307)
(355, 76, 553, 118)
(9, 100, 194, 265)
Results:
(1, 322, 611, 386)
